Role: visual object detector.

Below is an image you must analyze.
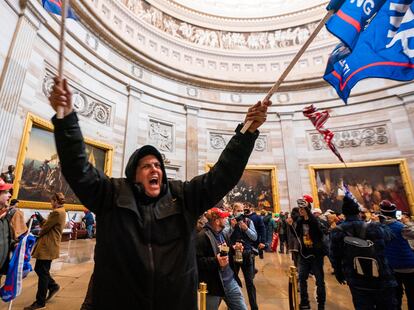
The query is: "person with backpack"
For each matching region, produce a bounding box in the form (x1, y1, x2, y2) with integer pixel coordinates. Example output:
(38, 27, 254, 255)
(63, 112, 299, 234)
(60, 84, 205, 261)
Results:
(330, 194, 397, 310)
(380, 200, 414, 310)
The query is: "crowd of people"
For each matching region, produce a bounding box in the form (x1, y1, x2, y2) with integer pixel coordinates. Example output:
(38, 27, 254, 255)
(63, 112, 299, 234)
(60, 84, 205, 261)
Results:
(195, 193, 414, 310)
(0, 78, 413, 310)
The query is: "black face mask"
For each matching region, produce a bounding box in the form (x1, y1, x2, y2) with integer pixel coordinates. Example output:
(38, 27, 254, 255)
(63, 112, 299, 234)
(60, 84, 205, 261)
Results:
(244, 209, 250, 215)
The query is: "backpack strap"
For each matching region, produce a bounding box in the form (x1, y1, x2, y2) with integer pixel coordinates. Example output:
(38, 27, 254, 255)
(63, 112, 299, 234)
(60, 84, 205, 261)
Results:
(359, 222, 368, 239)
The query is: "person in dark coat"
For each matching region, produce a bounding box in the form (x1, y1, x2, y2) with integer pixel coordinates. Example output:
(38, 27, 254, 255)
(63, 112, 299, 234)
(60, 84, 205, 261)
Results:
(294, 198, 326, 310)
(48, 77, 271, 310)
(380, 200, 414, 310)
(82, 209, 95, 239)
(330, 196, 397, 310)
(0, 179, 13, 278)
(196, 207, 247, 310)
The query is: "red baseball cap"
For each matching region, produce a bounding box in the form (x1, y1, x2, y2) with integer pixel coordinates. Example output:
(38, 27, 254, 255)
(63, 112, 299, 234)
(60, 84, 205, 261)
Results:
(303, 194, 313, 204)
(0, 178, 13, 191)
(206, 207, 230, 220)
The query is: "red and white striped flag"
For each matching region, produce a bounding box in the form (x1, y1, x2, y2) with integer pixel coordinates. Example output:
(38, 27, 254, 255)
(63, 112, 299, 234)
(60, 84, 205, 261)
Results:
(303, 104, 344, 163)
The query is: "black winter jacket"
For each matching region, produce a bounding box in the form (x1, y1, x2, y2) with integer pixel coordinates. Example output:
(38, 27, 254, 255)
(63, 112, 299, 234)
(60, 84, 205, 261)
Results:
(196, 225, 241, 297)
(52, 112, 258, 310)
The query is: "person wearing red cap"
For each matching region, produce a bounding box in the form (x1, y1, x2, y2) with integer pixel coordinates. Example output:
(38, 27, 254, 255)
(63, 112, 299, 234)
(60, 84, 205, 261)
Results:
(0, 178, 13, 278)
(196, 207, 247, 310)
(48, 77, 270, 310)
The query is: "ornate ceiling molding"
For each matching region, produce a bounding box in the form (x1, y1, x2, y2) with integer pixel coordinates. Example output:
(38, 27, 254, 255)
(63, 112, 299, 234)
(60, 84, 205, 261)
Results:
(146, 0, 328, 31)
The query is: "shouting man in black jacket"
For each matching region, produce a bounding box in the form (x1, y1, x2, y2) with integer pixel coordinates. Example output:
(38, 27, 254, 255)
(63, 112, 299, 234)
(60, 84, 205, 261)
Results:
(48, 78, 271, 310)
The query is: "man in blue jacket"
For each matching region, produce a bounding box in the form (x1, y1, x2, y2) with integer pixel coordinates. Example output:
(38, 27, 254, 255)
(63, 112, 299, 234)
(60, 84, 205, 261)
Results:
(380, 200, 414, 310)
(331, 195, 397, 310)
(48, 77, 271, 309)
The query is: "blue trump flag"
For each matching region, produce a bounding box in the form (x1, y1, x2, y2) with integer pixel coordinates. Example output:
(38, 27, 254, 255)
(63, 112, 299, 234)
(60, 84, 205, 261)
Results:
(42, 0, 77, 20)
(326, 0, 387, 49)
(0, 233, 36, 302)
(324, 0, 414, 103)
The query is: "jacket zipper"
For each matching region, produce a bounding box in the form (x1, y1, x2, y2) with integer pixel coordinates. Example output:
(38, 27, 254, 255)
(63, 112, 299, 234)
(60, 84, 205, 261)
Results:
(146, 204, 155, 310)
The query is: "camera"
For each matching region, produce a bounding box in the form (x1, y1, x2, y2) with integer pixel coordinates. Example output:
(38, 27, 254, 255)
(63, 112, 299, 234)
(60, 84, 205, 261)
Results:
(235, 214, 245, 222)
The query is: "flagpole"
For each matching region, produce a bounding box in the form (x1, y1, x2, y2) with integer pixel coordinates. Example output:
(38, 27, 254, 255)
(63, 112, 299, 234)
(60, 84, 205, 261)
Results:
(240, 9, 335, 134)
(57, 0, 69, 119)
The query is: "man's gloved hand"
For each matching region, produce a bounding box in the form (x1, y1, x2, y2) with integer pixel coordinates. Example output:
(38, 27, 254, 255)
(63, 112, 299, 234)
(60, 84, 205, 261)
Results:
(334, 271, 346, 285)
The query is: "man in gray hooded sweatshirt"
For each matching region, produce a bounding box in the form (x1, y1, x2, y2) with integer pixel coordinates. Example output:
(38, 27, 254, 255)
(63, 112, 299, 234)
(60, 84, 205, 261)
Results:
(48, 77, 271, 310)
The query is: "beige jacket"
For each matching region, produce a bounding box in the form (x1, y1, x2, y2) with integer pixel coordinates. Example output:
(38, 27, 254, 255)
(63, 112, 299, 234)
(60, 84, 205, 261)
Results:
(10, 209, 27, 240)
(32, 207, 66, 260)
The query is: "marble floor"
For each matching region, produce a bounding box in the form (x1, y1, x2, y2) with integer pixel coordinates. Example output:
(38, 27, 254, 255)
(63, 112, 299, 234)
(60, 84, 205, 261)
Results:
(1, 239, 408, 310)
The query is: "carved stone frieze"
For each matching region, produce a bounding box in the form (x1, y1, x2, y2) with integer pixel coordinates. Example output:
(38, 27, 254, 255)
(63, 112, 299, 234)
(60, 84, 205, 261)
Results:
(120, 0, 331, 51)
(309, 125, 389, 150)
(42, 75, 112, 126)
(209, 132, 267, 152)
(148, 119, 174, 152)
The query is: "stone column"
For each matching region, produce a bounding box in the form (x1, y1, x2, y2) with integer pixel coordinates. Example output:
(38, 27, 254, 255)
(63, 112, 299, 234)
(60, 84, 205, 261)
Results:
(122, 85, 143, 171)
(279, 112, 303, 209)
(0, 1, 41, 169)
(401, 93, 414, 136)
(185, 105, 199, 180)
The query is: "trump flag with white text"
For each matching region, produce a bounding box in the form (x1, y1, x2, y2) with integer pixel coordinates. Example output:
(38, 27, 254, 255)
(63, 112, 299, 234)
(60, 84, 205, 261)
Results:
(324, 0, 414, 103)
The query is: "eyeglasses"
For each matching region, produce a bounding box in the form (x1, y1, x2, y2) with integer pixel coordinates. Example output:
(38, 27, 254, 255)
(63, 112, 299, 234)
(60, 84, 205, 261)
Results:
(139, 162, 161, 170)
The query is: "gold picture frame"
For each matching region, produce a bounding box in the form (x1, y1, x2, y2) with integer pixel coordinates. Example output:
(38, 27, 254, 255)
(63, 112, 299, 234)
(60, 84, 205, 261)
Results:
(12, 113, 113, 211)
(206, 164, 280, 213)
(309, 159, 414, 215)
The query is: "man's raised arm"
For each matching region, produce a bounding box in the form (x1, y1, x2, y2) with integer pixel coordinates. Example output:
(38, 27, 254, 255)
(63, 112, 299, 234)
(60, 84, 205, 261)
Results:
(49, 78, 112, 214)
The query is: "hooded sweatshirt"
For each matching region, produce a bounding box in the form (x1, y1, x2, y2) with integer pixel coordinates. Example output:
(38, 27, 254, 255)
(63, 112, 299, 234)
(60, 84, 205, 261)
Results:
(52, 112, 258, 310)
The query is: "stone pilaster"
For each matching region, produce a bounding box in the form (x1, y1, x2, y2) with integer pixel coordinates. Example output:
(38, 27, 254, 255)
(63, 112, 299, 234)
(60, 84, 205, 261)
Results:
(122, 85, 143, 171)
(279, 112, 303, 209)
(185, 105, 199, 180)
(400, 92, 414, 137)
(0, 1, 41, 169)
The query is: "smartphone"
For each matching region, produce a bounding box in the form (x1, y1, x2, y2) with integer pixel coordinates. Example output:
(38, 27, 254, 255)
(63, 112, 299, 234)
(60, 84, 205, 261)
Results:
(396, 210, 402, 220)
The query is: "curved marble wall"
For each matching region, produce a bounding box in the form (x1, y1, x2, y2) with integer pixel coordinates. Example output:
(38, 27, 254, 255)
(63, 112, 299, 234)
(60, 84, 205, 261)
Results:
(1, 0, 413, 211)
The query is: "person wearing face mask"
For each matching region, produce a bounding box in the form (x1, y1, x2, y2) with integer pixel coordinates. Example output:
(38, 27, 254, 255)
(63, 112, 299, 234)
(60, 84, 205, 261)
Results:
(48, 77, 271, 310)
(0, 179, 13, 281)
(196, 207, 247, 310)
(292, 197, 326, 310)
(224, 202, 258, 310)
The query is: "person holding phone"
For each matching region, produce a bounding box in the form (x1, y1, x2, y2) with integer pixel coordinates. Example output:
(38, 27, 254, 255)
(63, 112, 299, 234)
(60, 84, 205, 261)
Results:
(196, 208, 247, 310)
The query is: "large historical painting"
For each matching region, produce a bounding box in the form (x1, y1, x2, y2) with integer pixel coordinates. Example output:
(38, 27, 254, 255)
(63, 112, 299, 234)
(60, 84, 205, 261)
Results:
(309, 159, 414, 215)
(13, 113, 113, 210)
(207, 165, 279, 213)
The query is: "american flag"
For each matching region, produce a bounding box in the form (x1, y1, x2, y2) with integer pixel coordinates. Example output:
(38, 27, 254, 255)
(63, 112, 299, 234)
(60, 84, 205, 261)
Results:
(67, 213, 76, 229)
(303, 104, 344, 163)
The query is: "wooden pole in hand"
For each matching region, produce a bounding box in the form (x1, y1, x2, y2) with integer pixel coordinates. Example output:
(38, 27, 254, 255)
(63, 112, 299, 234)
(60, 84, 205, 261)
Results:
(240, 10, 335, 134)
(57, 0, 69, 119)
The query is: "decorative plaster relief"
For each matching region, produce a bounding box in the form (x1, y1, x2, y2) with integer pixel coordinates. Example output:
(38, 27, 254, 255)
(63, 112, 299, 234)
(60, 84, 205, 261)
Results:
(148, 119, 174, 152)
(42, 75, 111, 125)
(120, 0, 331, 51)
(86, 33, 99, 50)
(186, 87, 198, 97)
(131, 65, 143, 78)
(209, 132, 267, 152)
(309, 125, 389, 150)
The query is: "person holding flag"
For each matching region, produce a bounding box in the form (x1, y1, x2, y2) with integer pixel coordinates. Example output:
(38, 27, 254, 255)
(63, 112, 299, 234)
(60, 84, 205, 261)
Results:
(47, 76, 270, 309)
